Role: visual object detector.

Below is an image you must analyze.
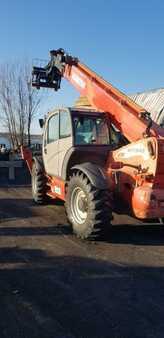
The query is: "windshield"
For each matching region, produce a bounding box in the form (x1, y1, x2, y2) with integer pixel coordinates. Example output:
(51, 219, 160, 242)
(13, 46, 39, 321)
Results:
(73, 115, 110, 145)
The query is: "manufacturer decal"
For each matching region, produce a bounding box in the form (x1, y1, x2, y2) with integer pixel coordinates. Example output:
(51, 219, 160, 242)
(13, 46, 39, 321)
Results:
(116, 143, 150, 161)
(53, 186, 61, 195)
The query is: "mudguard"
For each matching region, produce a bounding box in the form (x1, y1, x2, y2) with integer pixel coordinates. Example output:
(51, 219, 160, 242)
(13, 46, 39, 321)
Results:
(71, 162, 109, 190)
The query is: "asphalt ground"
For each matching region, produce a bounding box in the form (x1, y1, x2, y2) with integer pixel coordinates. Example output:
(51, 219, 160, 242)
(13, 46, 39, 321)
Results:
(0, 186, 164, 338)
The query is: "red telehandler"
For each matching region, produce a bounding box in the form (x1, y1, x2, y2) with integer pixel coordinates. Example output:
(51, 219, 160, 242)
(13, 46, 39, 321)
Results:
(22, 48, 164, 239)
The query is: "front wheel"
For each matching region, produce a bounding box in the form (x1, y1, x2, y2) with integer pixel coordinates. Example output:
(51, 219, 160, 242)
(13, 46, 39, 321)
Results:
(32, 161, 46, 204)
(65, 172, 113, 239)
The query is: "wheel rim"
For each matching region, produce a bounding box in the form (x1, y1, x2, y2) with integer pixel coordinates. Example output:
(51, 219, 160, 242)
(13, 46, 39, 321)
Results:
(71, 187, 88, 224)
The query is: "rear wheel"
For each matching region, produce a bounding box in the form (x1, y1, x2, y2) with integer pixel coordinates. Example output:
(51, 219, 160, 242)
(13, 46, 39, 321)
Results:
(32, 161, 46, 204)
(65, 172, 113, 239)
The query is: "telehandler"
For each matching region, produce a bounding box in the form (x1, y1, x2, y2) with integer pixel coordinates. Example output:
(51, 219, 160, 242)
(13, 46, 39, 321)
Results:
(22, 48, 164, 239)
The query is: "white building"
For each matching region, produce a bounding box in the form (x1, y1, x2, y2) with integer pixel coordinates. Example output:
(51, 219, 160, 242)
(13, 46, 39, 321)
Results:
(130, 88, 164, 126)
(0, 133, 42, 150)
(0, 133, 11, 148)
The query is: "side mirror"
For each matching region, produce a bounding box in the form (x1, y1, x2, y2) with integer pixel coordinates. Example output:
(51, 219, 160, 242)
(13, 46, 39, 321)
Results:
(39, 118, 44, 128)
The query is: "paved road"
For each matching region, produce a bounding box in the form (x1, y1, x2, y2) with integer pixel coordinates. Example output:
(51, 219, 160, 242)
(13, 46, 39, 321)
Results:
(0, 187, 164, 338)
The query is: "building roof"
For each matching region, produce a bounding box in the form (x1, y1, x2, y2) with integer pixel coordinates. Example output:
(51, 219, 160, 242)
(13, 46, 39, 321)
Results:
(129, 88, 164, 126)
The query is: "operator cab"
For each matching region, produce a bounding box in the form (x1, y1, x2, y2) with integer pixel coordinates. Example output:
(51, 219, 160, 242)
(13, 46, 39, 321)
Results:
(41, 107, 124, 178)
(71, 109, 126, 148)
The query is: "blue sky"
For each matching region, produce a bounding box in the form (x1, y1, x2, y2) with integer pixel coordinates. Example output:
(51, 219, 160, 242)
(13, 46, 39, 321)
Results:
(0, 0, 163, 133)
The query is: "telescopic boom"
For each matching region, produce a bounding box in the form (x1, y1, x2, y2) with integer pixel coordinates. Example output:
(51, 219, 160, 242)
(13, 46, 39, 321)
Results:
(32, 48, 164, 142)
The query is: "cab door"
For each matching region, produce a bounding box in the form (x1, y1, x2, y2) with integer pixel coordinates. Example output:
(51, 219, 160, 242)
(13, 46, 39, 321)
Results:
(43, 111, 59, 177)
(58, 109, 73, 177)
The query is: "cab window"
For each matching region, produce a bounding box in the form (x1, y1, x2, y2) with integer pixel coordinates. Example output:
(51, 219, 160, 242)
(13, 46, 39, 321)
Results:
(74, 115, 110, 145)
(47, 113, 59, 144)
(60, 111, 72, 138)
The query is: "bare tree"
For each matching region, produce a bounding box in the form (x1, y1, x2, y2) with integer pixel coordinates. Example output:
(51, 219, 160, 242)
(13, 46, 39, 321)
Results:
(0, 62, 42, 149)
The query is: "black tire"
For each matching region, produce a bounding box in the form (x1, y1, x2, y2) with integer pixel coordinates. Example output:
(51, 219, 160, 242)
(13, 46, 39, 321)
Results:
(65, 172, 113, 239)
(32, 161, 46, 204)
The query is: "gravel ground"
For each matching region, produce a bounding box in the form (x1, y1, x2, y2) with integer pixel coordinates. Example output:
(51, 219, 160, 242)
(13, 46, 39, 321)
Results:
(0, 186, 164, 338)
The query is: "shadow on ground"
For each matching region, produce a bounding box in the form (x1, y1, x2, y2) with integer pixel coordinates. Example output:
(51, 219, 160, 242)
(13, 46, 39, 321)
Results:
(0, 225, 70, 237)
(1, 219, 164, 246)
(0, 198, 35, 220)
(1, 218, 164, 246)
(0, 191, 64, 222)
(103, 223, 164, 246)
(0, 247, 164, 338)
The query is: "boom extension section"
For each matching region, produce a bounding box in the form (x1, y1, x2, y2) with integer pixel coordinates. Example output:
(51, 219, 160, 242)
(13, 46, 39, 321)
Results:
(32, 48, 164, 142)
